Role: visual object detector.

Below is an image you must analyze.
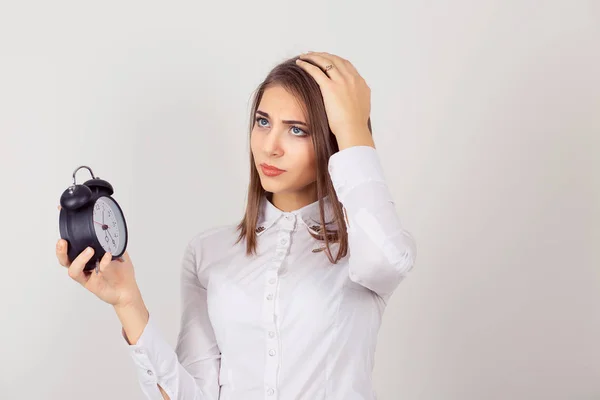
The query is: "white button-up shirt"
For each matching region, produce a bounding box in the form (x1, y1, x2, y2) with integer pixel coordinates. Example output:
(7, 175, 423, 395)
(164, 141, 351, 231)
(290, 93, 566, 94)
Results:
(124, 146, 416, 399)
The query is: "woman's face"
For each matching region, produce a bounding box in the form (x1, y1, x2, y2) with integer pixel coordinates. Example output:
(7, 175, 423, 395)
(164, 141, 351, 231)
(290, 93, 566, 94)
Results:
(250, 85, 317, 200)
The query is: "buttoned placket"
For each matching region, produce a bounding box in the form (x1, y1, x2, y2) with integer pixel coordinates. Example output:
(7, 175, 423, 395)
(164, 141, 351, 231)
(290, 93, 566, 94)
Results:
(262, 212, 296, 398)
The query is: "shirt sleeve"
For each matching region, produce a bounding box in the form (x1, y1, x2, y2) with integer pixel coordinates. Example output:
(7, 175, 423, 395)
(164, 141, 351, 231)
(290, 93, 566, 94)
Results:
(328, 145, 417, 300)
(122, 240, 221, 399)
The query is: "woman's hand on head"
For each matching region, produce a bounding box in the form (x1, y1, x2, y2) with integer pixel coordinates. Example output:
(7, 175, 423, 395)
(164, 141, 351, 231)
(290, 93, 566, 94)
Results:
(55, 205, 142, 308)
(295, 51, 373, 147)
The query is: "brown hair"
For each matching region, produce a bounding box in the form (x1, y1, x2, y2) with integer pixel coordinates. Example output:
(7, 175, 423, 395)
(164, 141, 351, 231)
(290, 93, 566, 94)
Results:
(235, 55, 372, 264)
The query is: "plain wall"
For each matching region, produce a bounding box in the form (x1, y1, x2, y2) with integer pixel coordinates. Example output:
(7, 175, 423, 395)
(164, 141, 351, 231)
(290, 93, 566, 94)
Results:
(1, 0, 598, 399)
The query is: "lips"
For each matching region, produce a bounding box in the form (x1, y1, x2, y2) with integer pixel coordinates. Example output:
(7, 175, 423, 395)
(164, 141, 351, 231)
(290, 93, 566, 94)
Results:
(260, 163, 286, 177)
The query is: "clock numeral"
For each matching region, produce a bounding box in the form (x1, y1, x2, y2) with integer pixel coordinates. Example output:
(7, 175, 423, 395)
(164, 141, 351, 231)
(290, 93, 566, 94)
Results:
(114, 233, 119, 238)
(95, 204, 100, 211)
(113, 221, 117, 227)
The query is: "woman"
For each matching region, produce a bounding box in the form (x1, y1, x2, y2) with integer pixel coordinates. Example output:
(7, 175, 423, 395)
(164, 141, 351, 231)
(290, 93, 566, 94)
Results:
(55, 51, 416, 399)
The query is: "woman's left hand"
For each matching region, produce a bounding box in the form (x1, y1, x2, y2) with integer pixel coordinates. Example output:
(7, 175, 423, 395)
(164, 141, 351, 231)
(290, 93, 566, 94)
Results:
(296, 52, 374, 149)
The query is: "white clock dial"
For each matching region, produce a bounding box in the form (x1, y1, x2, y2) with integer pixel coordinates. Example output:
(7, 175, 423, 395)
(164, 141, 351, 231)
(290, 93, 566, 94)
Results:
(92, 196, 126, 256)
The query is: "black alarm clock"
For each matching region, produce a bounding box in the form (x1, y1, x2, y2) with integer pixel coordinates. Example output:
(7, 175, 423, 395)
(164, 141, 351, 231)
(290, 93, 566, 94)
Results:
(59, 166, 128, 272)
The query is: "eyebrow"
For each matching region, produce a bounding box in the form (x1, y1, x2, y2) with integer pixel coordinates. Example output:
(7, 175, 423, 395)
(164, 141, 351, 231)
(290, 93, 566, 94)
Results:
(256, 110, 307, 127)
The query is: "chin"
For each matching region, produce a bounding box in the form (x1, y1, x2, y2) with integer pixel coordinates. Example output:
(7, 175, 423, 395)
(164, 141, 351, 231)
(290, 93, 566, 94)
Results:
(260, 181, 288, 194)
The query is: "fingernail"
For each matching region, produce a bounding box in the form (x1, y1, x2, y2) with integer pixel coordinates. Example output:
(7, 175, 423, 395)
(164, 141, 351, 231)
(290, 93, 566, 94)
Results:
(85, 247, 93, 255)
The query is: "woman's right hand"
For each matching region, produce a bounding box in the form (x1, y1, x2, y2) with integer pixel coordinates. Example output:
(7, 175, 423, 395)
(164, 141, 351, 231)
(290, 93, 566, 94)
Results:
(55, 205, 142, 308)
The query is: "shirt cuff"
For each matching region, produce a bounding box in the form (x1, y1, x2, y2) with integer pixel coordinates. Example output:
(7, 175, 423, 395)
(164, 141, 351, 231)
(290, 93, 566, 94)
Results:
(122, 313, 171, 386)
(328, 145, 387, 202)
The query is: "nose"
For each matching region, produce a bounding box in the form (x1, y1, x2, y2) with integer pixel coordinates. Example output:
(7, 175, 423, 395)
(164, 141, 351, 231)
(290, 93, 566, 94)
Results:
(262, 129, 284, 157)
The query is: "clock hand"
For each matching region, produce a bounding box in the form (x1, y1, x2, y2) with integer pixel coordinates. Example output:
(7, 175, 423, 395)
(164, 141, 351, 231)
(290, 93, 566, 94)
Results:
(94, 221, 110, 230)
(106, 229, 116, 245)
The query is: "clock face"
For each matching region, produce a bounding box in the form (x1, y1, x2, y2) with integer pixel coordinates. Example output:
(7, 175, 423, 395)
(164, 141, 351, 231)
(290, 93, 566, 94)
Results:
(92, 196, 127, 256)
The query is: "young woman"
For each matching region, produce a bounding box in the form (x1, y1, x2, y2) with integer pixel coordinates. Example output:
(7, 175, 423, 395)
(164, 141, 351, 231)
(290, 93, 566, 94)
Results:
(55, 51, 416, 400)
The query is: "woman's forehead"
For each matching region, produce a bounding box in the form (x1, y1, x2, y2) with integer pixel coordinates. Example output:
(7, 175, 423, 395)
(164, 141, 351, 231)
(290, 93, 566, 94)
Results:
(259, 86, 307, 120)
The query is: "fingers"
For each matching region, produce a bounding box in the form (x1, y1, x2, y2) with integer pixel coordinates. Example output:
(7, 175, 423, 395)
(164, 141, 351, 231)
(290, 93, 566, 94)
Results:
(297, 53, 344, 81)
(67, 247, 95, 286)
(56, 205, 70, 268)
(295, 58, 332, 87)
(298, 52, 350, 80)
(56, 239, 71, 268)
(94, 250, 113, 276)
(319, 52, 359, 76)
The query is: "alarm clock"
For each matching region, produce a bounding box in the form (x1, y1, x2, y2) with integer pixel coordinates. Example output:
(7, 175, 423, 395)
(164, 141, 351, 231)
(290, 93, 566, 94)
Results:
(59, 165, 129, 272)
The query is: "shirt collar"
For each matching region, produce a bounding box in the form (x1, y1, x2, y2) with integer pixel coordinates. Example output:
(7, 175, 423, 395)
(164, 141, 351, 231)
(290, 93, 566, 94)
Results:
(256, 194, 337, 234)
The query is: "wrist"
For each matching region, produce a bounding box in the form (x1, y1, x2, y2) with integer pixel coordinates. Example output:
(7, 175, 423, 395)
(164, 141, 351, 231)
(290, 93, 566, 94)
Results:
(114, 286, 144, 310)
(113, 290, 147, 319)
(113, 296, 149, 345)
(335, 130, 375, 151)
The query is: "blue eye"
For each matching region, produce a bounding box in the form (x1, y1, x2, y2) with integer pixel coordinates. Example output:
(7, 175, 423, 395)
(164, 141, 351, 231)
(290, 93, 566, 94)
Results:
(291, 126, 306, 136)
(256, 117, 269, 127)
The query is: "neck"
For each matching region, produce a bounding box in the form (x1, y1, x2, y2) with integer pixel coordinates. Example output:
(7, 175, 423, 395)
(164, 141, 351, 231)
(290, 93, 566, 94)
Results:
(270, 184, 318, 212)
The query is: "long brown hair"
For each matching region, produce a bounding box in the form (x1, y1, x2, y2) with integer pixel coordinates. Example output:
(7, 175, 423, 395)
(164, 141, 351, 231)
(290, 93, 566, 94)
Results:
(235, 55, 372, 264)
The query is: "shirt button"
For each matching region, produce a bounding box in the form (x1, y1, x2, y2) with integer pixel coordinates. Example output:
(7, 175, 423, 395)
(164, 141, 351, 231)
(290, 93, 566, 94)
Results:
(280, 238, 287, 245)
(266, 293, 273, 300)
(285, 214, 293, 220)
(269, 278, 276, 284)
(267, 388, 275, 396)
(269, 349, 276, 356)
(268, 331, 275, 338)
(146, 370, 153, 376)
(135, 349, 143, 354)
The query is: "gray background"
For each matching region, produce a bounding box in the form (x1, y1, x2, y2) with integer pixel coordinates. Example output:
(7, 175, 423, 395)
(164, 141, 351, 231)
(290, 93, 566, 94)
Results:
(1, 0, 598, 399)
